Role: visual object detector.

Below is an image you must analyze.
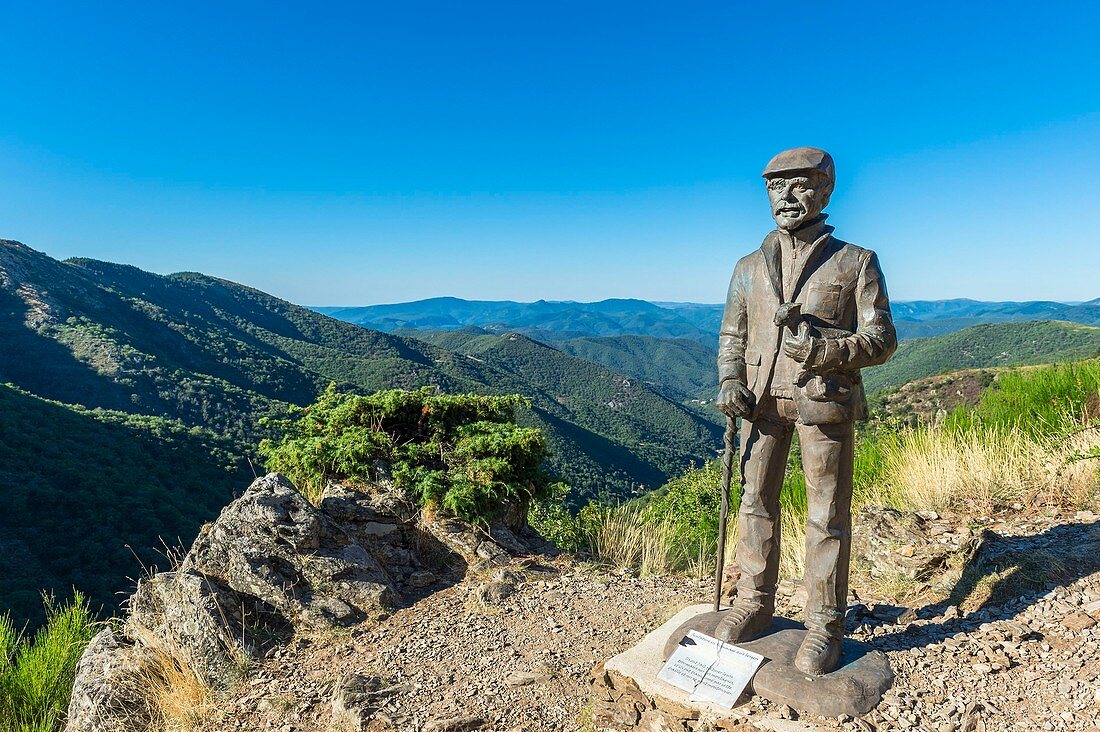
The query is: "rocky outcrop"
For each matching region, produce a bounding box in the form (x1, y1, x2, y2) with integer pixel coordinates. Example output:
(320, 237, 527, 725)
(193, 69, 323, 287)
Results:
(126, 569, 258, 690)
(64, 628, 152, 732)
(182, 474, 397, 627)
(852, 506, 984, 590)
(65, 472, 543, 732)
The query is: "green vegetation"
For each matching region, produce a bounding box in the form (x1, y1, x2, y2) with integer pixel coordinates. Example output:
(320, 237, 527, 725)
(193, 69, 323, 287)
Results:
(944, 359, 1100, 435)
(2, 240, 717, 506)
(0, 594, 96, 732)
(0, 383, 245, 626)
(260, 385, 552, 522)
(396, 329, 722, 503)
(556, 358, 1100, 580)
(862, 320, 1100, 394)
(552, 334, 719, 403)
(0, 239, 720, 626)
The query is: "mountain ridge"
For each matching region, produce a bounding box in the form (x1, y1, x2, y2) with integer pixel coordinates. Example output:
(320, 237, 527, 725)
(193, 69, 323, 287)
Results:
(315, 296, 1100, 343)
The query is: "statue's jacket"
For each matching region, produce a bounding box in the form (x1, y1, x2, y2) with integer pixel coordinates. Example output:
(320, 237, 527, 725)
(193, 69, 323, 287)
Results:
(718, 226, 897, 425)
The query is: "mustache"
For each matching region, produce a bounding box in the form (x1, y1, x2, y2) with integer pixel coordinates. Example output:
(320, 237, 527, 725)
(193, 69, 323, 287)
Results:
(774, 203, 805, 214)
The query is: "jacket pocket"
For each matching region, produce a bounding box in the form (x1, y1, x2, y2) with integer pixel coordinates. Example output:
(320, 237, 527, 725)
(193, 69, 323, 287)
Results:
(805, 282, 842, 321)
(805, 373, 853, 403)
(745, 352, 763, 391)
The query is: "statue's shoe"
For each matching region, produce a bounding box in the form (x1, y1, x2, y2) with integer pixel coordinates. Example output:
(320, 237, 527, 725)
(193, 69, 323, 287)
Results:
(793, 628, 842, 675)
(713, 600, 773, 643)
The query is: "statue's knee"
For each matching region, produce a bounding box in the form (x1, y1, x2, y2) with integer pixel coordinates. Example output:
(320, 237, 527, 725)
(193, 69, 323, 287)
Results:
(806, 517, 845, 540)
(739, 490, 772, 517)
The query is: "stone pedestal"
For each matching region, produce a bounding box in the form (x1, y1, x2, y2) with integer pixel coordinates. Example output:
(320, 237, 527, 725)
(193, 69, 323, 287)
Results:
(590, 605, 893, 731)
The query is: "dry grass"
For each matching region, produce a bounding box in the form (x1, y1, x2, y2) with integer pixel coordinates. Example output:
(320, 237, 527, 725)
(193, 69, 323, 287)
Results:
(135, 629, 216, 730)
(584, 501, 812, 582)
(585, 508, 693, 577)
(777, 508, 807, 580)
(582, 424, 1099, 587)
(880, 423, 1100, 515)
(110, 627, 220, 732)
(949, 547, 1072, 612)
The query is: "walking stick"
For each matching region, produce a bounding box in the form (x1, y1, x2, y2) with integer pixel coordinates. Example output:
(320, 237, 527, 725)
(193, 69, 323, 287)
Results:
(712, 415, 737, 612)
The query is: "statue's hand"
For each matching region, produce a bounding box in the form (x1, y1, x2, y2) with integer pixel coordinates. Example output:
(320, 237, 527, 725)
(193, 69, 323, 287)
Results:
(782, 327, 822, 364)
(717, 380, 755, 419)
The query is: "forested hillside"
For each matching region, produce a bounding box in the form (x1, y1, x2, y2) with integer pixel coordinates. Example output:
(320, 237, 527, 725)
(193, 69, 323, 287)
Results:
(862, 320, 1100, 394)
(402, 329, 720, 405)
(0, 240, 718, 496)
(390, 328, 722, 496)
(552, 334, 718, 403)
(0, 240, 725, 622)
(0, 383, 245, 624)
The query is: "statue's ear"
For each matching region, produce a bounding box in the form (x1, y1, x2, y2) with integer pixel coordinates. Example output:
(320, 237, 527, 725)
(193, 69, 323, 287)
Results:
(817, 177, 834, 209)
(808, 169, 833, 209)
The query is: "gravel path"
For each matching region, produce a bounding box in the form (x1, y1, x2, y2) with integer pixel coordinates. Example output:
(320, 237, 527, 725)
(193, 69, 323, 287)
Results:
(207, 514, 1100, 732)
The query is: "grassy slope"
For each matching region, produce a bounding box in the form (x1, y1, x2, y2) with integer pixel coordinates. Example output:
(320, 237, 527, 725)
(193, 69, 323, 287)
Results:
(862, 320, 1100, 395)
(591, 357, 1100, 581)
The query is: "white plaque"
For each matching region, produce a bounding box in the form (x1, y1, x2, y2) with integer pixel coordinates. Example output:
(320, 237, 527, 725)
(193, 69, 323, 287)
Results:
(656, 629, 764, 708)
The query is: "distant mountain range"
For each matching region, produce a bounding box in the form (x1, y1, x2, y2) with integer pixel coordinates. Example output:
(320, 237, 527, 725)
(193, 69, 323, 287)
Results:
(320, 296, 1100, 406)
(395, 320, 1100, 409)
(317, 296, 1100, 343)
(316, 297, 716, 345)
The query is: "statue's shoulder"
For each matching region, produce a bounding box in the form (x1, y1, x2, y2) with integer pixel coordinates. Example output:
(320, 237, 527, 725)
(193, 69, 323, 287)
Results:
(735, 248, 761, 268)
(828, 235, 878, 264)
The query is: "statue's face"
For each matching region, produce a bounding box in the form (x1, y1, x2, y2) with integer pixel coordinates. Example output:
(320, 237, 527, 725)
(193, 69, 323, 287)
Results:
(766, 173, 828, 230)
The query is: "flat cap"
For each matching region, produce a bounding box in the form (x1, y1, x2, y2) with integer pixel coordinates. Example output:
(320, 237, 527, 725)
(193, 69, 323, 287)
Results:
(762, 147, 835, 182)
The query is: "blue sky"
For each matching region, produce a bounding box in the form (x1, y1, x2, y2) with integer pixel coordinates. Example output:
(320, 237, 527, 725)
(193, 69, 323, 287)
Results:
(1, 2, 1098, 305)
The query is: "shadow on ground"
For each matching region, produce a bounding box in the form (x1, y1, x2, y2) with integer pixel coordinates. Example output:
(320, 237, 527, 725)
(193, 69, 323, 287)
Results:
(849, 520, 1100, 652)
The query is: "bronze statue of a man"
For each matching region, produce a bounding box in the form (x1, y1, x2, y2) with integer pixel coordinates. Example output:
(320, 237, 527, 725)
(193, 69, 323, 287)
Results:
(715, 147, 896, 675)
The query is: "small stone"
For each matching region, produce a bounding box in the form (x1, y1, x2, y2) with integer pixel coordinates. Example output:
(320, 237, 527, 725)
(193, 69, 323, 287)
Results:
(406, 570, 437, 588)
(503, 671, 541, 688)
(423, 716, 486, 732)
(1063, 612, 1097, 632)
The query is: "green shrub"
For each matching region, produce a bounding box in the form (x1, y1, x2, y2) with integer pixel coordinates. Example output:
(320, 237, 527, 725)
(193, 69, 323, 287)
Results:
(528, 482, 590, 551)
(640, 460, 721, 558)
(259, 384, 552, 523)
(0, 593, 96, 732)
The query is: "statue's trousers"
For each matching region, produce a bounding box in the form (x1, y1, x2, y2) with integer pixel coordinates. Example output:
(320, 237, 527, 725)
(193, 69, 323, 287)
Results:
(735, 396, 855, 637)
